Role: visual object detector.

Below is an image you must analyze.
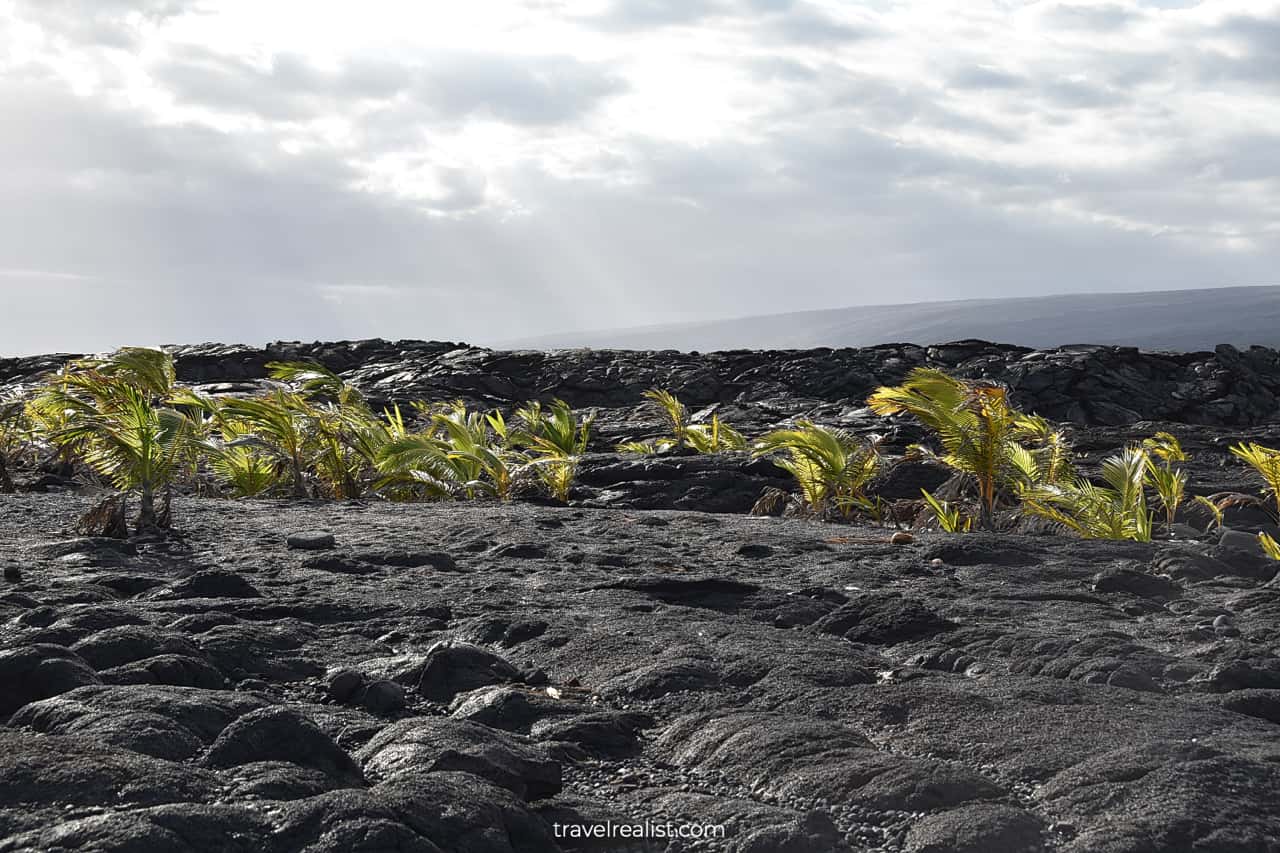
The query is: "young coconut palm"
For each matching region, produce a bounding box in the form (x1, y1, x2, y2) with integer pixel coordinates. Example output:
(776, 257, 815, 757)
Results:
(644, 389, 688, 447)
(438, 403, 528, 500)
(170, 388, 281, 498)
(868, 368, 1070, 530)
(264, 361, 362, 405)
(1193, 494, 1226, 533)
(217, 391, 316, 497)
(33, 348, 198, 531)
(208, 431, 280, 497)
(377, 401, 529, 501)
(514, 400, 595, 503)
(618, 390, 747, 455)
(1230, 442, 1280, 520)
(376, 432, 476, 500)
(1142, 431, 1188, 531)
(686, 414, 748, 453)
(1019, 446, 1154, 542)
(617, 389, 690, 454)
(921, 490, 971, 533)
(262, 360, 398, 499)
(752, 421, 882, 518)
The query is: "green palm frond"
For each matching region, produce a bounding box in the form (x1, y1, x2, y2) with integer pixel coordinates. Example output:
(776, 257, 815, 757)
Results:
(921, 490, 971, 533)
(266, 361, 367, 409)
(1193, 495, 1225, 532)
(1020, 446, 1154, 542)
(32, 354, 197, 530)
(1230, 442, 1280, 518)
(218, 391, 314, 496)
(514, 400, 594, 501)
(1259, 532, 1280, 561)
(617, 439, 673, 455)
(686, 414, 748, 453)
(753, 421, 882, 517)
(375, 401, 533, 501)
(95, 347, 177, 397)
(642, 389, 689, 447)
(0, 395, 32, 493)
(869, 368, 1074, 530)
(204, 421, 280, 498)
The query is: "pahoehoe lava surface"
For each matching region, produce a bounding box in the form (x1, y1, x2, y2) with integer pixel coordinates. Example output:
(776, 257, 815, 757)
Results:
(2, 339, 1280, 852)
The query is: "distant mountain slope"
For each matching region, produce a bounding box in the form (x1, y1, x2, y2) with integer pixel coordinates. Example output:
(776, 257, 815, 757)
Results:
(505, 286, 1280, 351)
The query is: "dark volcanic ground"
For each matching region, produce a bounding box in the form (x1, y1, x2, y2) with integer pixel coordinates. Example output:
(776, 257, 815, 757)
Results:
(4, 339, 1280, 852)
(3, 493, 1280, 852)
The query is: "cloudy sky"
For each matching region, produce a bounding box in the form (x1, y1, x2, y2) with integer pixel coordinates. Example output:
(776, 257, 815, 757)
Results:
(0, 0, 1276, 355)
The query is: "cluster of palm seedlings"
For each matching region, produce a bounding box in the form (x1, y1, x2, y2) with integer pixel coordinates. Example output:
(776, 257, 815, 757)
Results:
(3, 348, 595, 533)
(751, 423, 886, 521)
(1231, 443, 1280, 560)
(615, 388, 886, 521)
(616, 389, 748, 454)
(868, 367, 1280, 546)
(4, 350, 1280, 549)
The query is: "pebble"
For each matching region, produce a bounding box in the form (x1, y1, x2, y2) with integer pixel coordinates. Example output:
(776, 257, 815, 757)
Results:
(359, 679, 406, 714)
(326, 669, 364, 702)
(286, 530, 336, 550)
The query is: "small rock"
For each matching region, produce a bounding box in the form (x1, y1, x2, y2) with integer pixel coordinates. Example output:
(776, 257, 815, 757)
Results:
(357, 717, 562, 799)
(201, 706, 364, 787)
(326, 668, 365, 703)
(1212, 614, 1234, 627)
(1092, 567, 1181, 599)
(890, 531, 914, 545)
(521, 666, 550, 686)
(1165, 523, 1203, 540)
(0, 644, 101, 715)
(358, 679, 406, 714)
(393, 640, 524, 702)
(1218, 528, 1264, 555)
(152, 570, 261, 600)
(286, 531, 335, 550)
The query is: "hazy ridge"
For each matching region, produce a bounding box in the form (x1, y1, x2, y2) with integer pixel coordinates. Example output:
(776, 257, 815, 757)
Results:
(507, 286, 1280, 352)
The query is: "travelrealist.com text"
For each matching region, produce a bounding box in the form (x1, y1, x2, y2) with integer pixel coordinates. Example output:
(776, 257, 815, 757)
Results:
(551, 821, 727, 840)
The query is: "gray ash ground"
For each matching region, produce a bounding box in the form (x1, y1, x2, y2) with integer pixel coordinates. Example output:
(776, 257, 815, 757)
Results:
(4, 338, 1280, 851)
(3, 493, 1280, 852)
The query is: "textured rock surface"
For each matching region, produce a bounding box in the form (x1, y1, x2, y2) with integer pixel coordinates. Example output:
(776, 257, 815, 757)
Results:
(3, 493, 1280, 851)
(4, 338, 1280, 428)
(3, 338, 1280, 850)
(6, 339, 1280, 522)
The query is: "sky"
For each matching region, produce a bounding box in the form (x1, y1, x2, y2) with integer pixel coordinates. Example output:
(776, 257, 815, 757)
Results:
(0, 0, 1277, 355)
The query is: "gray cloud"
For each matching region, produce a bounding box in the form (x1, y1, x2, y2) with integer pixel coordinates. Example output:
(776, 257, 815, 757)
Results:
(12, 0, 199, 49)
(151, 48, 624, 127)
(153, 49, 407, 120)
(1041, 77, 1130, 109)
(1041, 3, 1142, 31)
(584, 0, 725, 31)
(948, 65, 1027, 91)
(0, 0, 1276, 355)
(1193, 12, 1280, 87)
(763, 3, 877, 45)
(414, 53, 627, 125)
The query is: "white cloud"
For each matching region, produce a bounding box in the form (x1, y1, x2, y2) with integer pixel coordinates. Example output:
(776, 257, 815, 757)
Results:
(0, 0, 1277, 354)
